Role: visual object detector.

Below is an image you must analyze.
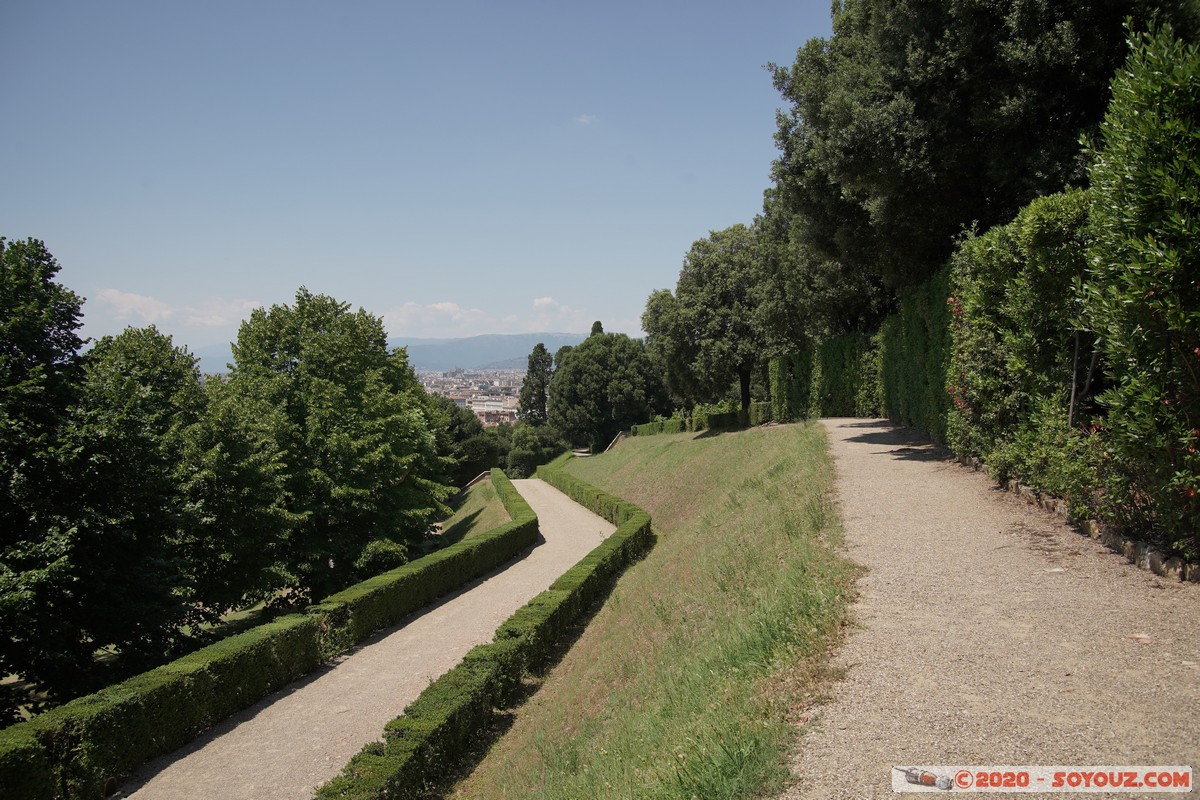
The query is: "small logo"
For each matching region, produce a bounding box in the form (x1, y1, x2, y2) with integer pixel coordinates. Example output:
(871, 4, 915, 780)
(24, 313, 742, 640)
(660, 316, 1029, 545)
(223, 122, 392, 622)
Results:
(894, 766, 954, 790)
(892, 765, 1192, 792)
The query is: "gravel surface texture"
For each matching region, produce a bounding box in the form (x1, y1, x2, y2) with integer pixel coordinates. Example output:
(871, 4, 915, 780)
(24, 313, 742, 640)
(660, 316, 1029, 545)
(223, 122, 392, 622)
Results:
(118, 479, 613, 800)
(782, 419, 1200, 800)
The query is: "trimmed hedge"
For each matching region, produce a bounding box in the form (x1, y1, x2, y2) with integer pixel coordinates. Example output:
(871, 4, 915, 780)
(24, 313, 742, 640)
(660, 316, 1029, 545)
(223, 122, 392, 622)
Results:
(767, 332, 881, 421)
(706, 410, 741, 430)
(317, 650, 509, 800)
(0, 469, 536, 800)
(0, 614, 325, 800)
(768, 351, 812, 423)
(813, 332, 877, 418)
(631, 421, 661, 436)
(661, 417, 686, 434)
(947, 189, 1095, 513)
(879, 267, 952, 442)
(749, 401, 772, 427)
(316, 459, 653, 800)
(631, 403, 766, 437)
(1083, 26, 1200, 554)
(308, 471, 537, 653)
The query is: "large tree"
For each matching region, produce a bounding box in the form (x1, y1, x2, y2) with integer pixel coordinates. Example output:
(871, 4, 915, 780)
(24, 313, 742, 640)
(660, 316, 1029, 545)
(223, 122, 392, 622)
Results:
(0, 244, 293, 719)
(505, 422, 567, 478)
(0, 238, 84, 556)
(174, 373, 297, 616)
(517, 342, 552, 425)
(0, 239, 86, 718)
(642, 224, 770, 414)
(227, 288, 452, 599)
(548, 332, 666, 451)
(756, 189, 891, 350)
(0, 327, 213, 709)
(770, 0, 1199, 292)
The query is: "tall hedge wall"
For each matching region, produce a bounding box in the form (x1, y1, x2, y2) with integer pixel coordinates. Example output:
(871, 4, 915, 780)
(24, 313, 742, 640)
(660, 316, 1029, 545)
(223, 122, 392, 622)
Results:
(768, 352, 810, 423)
(767, 331, 883, 422)
(947, 189, 1097, 514)
(629, 402, 767, 437)
(878, 267, 952, 442)
(0, 470, 538, 800)
(942, 26, 1200, 557)
(763, 28, 1199, 558)
(1084, 26, 1200, 553)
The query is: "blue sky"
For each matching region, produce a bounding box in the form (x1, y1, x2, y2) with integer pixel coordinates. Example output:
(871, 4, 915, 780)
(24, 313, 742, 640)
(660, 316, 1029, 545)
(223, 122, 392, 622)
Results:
(2, 1, 832, 349)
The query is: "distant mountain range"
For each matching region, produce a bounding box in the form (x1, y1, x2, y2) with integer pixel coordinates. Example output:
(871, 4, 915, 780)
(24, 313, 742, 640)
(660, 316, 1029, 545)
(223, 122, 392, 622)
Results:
(191, 332, 588, 374)
(391, 332, 587, 371)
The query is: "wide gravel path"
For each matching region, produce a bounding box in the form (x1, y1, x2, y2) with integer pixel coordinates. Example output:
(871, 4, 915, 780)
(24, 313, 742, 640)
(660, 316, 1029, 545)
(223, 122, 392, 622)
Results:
(119, 479, 613, 800)
(783, 419, 1200, 799)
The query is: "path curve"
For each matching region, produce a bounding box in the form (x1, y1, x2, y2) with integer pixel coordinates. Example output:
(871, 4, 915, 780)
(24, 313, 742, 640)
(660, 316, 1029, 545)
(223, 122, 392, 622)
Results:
(120, 479, 613, 800)
(783, 419, 1200, 799)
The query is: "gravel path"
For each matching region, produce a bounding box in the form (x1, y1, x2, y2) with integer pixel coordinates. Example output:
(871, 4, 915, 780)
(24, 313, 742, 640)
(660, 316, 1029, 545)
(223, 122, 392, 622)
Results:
(782, 419, 1200, 799)
(119, 479, 613, 800)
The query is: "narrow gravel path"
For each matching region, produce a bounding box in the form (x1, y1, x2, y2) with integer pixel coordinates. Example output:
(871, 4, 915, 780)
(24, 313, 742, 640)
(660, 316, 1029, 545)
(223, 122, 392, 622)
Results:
(119, 479, 613, 800)
(783, 419, 1200, 799)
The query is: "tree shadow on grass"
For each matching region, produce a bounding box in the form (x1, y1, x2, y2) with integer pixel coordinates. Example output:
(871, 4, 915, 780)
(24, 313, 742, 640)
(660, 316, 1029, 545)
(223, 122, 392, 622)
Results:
(418, 528, 658, 799)
(438, 509, 484, 547)
(692, 427, 740, 440)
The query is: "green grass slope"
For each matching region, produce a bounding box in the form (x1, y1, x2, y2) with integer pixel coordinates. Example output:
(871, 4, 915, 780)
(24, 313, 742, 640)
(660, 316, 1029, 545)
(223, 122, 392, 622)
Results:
(451, 423, 858, 800)
(438, 478, 511, 546)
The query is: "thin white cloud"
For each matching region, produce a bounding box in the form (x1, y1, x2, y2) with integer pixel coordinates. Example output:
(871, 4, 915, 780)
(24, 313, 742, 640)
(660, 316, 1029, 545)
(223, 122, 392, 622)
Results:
(92, 289, 627, 343)
(183, 298, 263, 327)
(96, 288, 175, 324)
(573, 114, 598, 126)
(510, 296, 595, 333)
(383, 301, 492, 338)
(96, 289, 264, 329)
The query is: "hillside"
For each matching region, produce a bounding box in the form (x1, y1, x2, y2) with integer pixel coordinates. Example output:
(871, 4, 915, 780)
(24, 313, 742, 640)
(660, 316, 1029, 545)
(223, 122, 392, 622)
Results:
(452, 423, 857, 799)
(390, 332, 586, 371)
(190, 332, 587, 374)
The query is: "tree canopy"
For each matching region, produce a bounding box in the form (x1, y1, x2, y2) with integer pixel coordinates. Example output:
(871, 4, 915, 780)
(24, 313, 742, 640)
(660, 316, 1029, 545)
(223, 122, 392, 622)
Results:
(548, 332, 666, 451)
(517, 342, 552, 425)
(642, 224, 770, 413)
(428, 393, 501, 486)
(2, 325, 220, 710)
(228, 287, 453, 599)
(769, 0, 1198, 294)
(0, 238, 84, 557)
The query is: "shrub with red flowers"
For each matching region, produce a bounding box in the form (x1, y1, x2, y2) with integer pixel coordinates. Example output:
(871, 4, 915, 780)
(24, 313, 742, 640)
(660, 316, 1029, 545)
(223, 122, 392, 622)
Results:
(1084, 25, 1200, 556)
(946, 188, 1099, 515)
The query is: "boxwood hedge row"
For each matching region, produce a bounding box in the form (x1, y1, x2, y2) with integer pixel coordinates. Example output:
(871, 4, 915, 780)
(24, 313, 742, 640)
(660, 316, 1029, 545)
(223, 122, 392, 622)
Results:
(631, 401, 771, 437)
(0, 469, 536, 800)
(307, 471, 537, 653)
(315, 458, 653, 800)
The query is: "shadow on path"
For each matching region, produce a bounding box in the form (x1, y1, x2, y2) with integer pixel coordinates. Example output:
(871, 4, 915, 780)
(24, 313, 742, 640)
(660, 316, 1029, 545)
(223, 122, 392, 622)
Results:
(830, 418, 953, 463)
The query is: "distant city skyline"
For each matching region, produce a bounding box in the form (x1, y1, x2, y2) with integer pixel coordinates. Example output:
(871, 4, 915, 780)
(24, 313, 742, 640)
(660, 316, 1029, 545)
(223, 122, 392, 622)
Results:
(1, 1, 833, 350)
(190, 330, 588, 375)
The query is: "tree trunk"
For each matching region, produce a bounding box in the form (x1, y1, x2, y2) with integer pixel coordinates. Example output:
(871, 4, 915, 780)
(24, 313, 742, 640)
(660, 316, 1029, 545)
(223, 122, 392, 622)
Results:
(739, 368, 752, 419)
